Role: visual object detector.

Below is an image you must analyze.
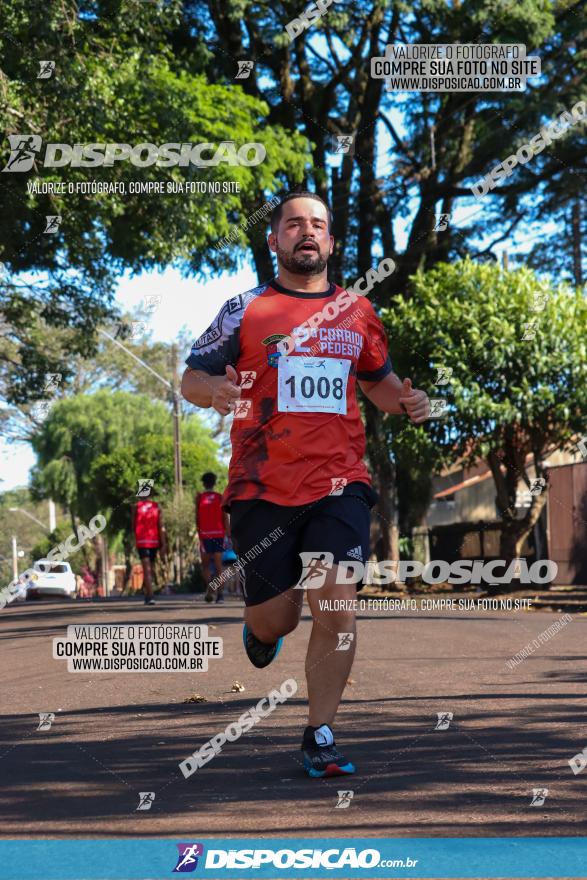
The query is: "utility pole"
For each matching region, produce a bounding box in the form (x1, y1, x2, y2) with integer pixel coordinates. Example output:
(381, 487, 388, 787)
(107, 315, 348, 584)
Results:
(171, 344, 183, 583)
(48, 499, 56, 533)
(11, 536, 18, 582)
(171, 344, 183, 501)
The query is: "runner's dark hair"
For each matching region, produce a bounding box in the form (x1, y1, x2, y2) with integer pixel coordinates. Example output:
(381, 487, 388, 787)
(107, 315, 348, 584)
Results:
(202, 472, 217, 489)
(270, 191, 333, 233)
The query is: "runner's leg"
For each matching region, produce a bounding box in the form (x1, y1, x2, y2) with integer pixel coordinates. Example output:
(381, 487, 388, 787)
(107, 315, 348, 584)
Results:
(141, 556, 153, 600)
(244, 588, 303, 644)
(212, 552, 224, 597)
(200, 550, 212, 585)
(305, 570, 358, 727)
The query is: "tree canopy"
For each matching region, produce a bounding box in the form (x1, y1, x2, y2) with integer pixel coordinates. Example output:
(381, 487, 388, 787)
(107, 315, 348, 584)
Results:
(382, 259, 587, 557)
(29, 390, 220, 521)
(0, 0, 308, 404)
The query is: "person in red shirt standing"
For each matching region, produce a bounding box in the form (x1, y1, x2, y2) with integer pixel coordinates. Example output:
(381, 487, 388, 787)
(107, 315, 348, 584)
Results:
(196, 472, 230, 604)
(181, 191, 430, 777)
(132, 489, 167, 606)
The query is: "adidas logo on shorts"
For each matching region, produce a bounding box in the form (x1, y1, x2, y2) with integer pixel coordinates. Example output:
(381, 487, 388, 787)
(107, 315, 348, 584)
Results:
(347, 546, 363, 562)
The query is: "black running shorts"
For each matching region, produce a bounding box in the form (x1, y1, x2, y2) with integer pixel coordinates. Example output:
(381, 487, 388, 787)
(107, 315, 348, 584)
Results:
(229, 481, 378, 606)
(201, 537, 224, 554)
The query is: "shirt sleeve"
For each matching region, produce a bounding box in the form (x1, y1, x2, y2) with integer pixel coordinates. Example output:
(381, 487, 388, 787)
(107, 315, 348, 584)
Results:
(185, 295, 244, 375)
(356, 298, 393, 381)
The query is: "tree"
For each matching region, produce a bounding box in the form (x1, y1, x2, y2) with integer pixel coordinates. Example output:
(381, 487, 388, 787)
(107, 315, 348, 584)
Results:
(382, 259, 587, 561)
(0, 310, 191, 442)
(5, 0, 587, 561)
(28, 390, 222, 578)
(90, 431, 224, 581)
(0, 0, 308, 404)
(180, 0, 586, 558)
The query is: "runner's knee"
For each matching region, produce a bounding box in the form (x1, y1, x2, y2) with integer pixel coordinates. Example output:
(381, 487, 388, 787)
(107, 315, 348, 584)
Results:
(312, 608, 356, 634)
(249, 616, 299, 643)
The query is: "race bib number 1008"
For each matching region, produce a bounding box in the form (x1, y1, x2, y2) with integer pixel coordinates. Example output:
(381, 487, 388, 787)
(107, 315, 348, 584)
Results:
(277, 357, 351, 414)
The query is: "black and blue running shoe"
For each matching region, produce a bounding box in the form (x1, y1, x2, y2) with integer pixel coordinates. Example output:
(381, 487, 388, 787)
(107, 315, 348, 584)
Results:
(302, 723, 356, 778)
(242, 623, 283, 668)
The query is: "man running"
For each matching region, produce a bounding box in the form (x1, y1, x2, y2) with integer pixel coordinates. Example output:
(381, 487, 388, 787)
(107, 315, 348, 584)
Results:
(196, 472, 229, 604)
(132, 489, 167, 606)
(181, 191, 429, 777)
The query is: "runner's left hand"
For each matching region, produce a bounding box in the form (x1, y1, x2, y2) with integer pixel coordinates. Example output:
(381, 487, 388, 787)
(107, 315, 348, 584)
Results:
(398, 378, 430, 424)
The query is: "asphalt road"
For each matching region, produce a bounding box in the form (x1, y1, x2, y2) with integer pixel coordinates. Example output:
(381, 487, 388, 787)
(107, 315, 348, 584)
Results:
(1, 594, 586, 839)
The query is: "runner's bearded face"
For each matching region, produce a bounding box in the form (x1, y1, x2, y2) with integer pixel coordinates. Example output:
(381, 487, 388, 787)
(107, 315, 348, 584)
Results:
(271, 199, 333, 276)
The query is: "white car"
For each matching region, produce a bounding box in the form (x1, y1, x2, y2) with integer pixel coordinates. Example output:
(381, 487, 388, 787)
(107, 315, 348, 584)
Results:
(26, 560, 77, 599)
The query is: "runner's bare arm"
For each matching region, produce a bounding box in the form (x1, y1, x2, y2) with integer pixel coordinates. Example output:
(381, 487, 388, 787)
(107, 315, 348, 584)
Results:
(181, 366, 241, 415)
(358, 371, 404, 413)
(359, 373, 430, 423)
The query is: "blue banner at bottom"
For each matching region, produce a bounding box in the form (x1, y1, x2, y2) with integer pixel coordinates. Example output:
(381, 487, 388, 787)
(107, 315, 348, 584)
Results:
(0, 838, 586, 879)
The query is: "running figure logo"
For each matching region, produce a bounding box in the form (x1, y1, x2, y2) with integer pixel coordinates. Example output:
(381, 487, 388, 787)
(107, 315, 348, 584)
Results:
(434, 367, 453, 385)
(429, 398, 448, 417)
(1, 134, 42, 172)
(529, 477, 546, 496)
(294, 552, 334, 589)
(43, 373, 62, 394)
(136, 479, 154, 497)
(336, 633, 354, 651)
(434, 712, 453, 730)
(37, 713, 55, 731)
(335, 790, 354, 808)
(136, 792, 155, 811)
(329, 477, 347, 496)
(334, 135, 355, 155)
(530, 788, 548, 806)
(233, 399, 253, 419)
(173, 843, 204, 872)
(44, 215, 62, 234)
(530, 293, 549, 312)
(433, 213, 451, 232)
(235, 60, 254, 79)
(37, 61, 56, 79)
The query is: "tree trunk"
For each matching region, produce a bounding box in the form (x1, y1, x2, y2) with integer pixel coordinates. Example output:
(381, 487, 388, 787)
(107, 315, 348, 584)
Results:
(499, 492, 549, 566)
(123, 537, 133, 591)
(250, 239, 274, 283)
(572, 198, 583, 288)
(92, 533, 104, 595)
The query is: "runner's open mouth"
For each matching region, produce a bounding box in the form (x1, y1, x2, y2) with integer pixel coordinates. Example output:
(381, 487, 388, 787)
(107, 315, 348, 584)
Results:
(297, 242, 319, 252)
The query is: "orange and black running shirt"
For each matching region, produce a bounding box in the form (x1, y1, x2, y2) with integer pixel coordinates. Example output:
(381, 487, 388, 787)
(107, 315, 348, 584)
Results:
(196, 491, 225, 539)
(185, 279, 392, 508)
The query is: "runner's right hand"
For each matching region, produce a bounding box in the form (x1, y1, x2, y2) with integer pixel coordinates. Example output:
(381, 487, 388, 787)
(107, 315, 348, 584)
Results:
(210, 365, 241, 415)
